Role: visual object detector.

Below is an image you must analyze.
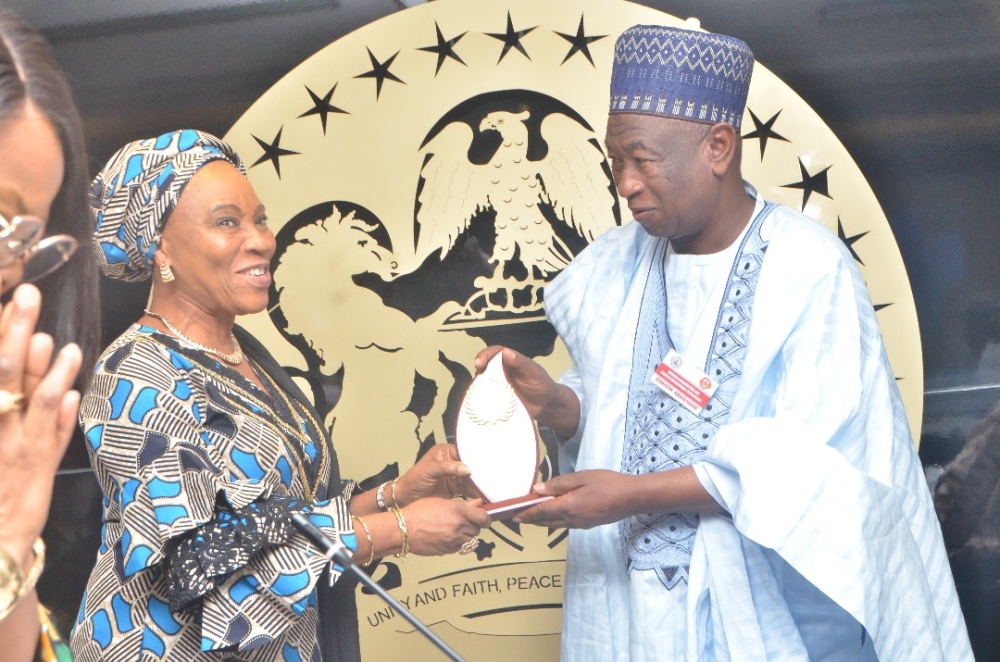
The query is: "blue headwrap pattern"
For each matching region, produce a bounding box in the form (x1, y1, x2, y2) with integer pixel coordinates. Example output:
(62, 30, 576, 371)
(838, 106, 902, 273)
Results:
(90, 129, 245, 282)
(610, 25, 754, 130)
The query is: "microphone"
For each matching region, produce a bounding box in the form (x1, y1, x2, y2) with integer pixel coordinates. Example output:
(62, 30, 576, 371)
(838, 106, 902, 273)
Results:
(290, 512, 466, 662)
(290, 512, 354, 568)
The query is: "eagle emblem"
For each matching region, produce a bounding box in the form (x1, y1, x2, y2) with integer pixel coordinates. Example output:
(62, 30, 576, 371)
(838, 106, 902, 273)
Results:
(414, 92, 619, 319)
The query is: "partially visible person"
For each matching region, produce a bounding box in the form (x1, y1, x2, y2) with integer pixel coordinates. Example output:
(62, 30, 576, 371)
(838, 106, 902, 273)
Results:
(0, 287, 82, 662)
(0, 7, 101, 662)
(72, 130, 489, 661)
(934, 397, 1000, 658)
(479, 24, 972, 661)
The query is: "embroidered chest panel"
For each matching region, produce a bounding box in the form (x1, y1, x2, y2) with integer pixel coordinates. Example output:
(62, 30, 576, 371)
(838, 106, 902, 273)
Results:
(620, 203, 775, 589)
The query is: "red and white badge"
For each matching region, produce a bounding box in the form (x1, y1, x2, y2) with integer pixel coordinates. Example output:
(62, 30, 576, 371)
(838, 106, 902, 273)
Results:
(651, 349, 719, 415)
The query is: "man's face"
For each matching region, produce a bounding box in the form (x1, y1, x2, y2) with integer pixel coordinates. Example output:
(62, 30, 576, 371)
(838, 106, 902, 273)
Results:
(605, 113, 712, 247)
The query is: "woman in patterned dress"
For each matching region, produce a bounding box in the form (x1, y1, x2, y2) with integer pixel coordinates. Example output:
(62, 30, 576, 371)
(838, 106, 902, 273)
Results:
(70, 130, 490, 661)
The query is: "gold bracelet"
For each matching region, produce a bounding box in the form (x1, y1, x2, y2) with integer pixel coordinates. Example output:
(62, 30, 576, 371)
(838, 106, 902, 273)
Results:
(389, 477, 401, 508)
(391, 506, 409, 561)
(351, 515, 375, 567)
(375, 481, 391, 512)
(0, 538, 45, 623)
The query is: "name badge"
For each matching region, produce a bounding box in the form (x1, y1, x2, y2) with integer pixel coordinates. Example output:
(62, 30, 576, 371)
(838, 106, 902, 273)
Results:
(651, 349, 719, 415)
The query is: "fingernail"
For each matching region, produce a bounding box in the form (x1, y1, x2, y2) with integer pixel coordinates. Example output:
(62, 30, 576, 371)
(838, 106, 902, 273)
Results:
(14, 285, 39, 310)
(457, 463, 471, 475)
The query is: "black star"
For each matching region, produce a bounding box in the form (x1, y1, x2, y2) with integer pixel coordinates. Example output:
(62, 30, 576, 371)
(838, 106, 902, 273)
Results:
(298, 84, 348, 135)
(354, 48, 405, 99)
(743, 109, 790, 161)
(417, 22, 467, 75)
(555, 14, 606, 66)
(782, 158, 832, 210)
(837, 217, 869, 265)
(474, 539, 496, 561)
(250, 127, 298, 179)
(487, 11, 536, 63)
(873, 302, 893, 312)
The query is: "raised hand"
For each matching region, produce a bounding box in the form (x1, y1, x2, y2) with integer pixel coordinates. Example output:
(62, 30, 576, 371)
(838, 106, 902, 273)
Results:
(473, 345, 580, 437)
(0, 284, 82, 571)
(395, 443, 480, 504)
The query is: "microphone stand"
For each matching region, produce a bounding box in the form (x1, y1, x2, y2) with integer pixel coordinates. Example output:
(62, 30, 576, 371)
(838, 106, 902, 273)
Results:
(291, 513, 467, 662)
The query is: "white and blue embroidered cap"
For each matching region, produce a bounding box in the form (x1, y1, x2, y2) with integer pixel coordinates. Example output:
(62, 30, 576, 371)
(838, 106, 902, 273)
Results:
(610, 24, 755, 130)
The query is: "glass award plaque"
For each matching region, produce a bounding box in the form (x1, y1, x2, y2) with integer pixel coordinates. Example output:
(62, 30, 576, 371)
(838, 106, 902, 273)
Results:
(456, 353, 552, 518)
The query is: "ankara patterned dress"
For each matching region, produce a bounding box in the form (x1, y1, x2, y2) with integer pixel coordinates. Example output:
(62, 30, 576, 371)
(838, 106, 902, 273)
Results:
(72, 323, 354, 660)
(70, 131, 358, 661)
(71, 130, 491, 661)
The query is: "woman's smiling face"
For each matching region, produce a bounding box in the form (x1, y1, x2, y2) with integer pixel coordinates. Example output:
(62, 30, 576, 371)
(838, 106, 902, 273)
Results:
(156, 160, 276, 318)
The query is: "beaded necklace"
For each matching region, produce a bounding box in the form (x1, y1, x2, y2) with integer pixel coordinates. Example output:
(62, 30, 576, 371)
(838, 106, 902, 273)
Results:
(144, 309, 244, 365)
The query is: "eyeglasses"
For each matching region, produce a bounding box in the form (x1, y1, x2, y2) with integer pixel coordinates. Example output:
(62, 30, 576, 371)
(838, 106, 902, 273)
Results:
(0, 214, 78, 284)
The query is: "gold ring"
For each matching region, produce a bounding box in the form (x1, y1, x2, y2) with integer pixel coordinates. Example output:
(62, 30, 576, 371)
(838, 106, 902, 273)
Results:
(458, 537, 480, 555)
(0, 390, 25, 414)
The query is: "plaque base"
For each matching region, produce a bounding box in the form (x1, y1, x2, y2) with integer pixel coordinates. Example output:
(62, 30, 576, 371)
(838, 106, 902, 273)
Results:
(482, 494, 554, 519)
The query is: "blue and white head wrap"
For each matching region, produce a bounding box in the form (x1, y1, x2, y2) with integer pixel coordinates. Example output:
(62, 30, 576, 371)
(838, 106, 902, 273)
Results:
(609, 24, 754, 130)
(90, 129, 245, 282)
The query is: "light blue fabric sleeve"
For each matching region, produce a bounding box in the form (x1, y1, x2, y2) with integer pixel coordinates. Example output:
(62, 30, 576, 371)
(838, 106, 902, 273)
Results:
(555, 366, 585, 474)
(696, 218, 972, 661)
(691, 462, 726, 511)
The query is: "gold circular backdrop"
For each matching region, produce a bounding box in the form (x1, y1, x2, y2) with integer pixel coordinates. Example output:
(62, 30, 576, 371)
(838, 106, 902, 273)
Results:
(225, 0, 922, 659)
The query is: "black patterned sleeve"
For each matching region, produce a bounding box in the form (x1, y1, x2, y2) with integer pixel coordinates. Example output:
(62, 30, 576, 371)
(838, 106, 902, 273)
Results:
(165, 496, 304, 611)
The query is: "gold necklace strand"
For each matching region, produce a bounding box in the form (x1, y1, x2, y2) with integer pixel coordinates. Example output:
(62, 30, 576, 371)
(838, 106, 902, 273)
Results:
(189, 348, 325, 463)
(254, 363, 329, 500)
(144, 309, 245, 365)
(188, 349, 327, 501)
(136, 330, 326, 499)
(193, 344, 330, 501)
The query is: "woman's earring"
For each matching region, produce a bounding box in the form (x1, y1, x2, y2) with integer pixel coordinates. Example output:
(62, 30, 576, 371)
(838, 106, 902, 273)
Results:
(159, 262, 175, 283)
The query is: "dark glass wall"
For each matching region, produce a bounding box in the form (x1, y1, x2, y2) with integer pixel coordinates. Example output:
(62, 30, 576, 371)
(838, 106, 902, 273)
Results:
(13, 0, 997, 657)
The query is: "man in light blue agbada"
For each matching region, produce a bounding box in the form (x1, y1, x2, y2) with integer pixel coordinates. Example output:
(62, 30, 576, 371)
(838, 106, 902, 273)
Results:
(475, 24, 973, 661)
